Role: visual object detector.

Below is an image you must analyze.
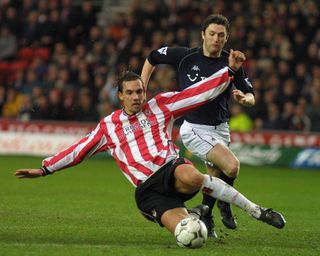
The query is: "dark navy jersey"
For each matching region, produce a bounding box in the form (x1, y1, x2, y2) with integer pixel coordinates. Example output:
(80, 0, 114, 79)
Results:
(148, 46, 254, 126)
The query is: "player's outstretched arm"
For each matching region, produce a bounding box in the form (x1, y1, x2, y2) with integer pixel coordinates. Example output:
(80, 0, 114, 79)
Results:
(141, 59, 155, 90)
(15, 169, 44, 179)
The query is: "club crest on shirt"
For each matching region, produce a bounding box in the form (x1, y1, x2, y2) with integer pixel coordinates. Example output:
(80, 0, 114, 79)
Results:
(144, 109, 151, 116)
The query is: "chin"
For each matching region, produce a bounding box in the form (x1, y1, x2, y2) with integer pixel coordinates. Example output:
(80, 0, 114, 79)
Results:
(133, 107, 141, 113)
(210, 48, 221, 55)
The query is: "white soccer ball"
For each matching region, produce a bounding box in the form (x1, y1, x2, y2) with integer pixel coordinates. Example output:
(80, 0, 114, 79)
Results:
(174, 217, 208, 249)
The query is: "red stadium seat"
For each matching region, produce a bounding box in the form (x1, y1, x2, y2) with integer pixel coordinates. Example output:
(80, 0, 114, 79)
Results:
(34, 48, 50, 61)
(18, 47, 35, 61)
(0, 62, 10, 83)
(0, 61, 10, 72)
(3, 60, 29, 84)
(18, 47, 51, 62)
(10, 60, 29, 73)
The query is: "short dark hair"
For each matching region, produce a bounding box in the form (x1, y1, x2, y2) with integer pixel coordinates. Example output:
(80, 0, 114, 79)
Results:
(117, 70, 144, 93)
(202, 14, 230, 34)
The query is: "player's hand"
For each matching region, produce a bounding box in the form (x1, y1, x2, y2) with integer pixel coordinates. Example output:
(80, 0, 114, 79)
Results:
(232, 89, 246, 104)
(228, 49, 246, 71)
(15, 169, 44, 179)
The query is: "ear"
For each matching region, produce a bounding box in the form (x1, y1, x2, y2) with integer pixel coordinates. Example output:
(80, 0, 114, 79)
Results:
(118, 91, 124, 101)
(201, 30, 205, 40)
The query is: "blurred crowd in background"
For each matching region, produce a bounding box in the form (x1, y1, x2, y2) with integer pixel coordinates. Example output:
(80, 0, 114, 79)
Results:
(0, 0, 319, 132)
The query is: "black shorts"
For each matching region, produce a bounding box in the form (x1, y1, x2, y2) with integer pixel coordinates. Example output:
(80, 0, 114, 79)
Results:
(135, 157, 198, 227)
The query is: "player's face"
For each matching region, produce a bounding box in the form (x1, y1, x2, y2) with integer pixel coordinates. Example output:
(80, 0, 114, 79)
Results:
(202, 23, 228, 57)
(119, 79, 146, 115)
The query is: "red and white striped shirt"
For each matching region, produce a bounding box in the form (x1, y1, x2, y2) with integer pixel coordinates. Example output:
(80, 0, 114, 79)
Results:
(42, 67, 231, 187)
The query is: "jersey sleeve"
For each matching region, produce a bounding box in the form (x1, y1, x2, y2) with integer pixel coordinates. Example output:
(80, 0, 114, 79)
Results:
(233, 67, 254, 94)
(155, 67, 232, 118)
(147, 46, 193, 67)
(41, 119, 110, 173)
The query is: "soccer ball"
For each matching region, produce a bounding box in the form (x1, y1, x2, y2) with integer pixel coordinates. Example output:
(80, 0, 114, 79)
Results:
(174, 217, 208, 249)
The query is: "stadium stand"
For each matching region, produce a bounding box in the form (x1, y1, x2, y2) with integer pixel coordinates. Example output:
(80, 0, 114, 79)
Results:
(0, 0, 319, 131)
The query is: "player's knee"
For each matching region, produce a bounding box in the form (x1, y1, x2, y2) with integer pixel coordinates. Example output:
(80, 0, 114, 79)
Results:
(227, 159, 240, 178)
(175, 165, 204, 192)
(187, 170, 204, 189)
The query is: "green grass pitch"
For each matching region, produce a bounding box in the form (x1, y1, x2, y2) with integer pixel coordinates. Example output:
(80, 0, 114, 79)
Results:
(1, 155, 320, 256)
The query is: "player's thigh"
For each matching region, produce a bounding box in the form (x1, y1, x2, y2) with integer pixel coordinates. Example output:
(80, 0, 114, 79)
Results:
(180, 128, 213, 162)
(206, 143, 240, 176)
(161, 207, 189, 234)
(135, 188, 186, 227)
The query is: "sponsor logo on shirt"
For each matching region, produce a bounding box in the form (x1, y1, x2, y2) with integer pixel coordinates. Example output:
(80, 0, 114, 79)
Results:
(187, 66, 206, 82)
(187, 73, 207, 82)
(117, 118, 156, 141)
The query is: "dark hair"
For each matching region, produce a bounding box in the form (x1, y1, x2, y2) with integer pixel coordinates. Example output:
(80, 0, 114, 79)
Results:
(201, 14, 230, 34)
(117, 70, 144, 93)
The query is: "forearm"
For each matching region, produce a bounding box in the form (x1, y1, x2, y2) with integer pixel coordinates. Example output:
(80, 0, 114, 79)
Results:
(241, 93, 255, 107)
(15, 123, 108, 179)
(41, 147, 82, 174)
(141, 59, 155, 90)
(42, 123, 108, 174)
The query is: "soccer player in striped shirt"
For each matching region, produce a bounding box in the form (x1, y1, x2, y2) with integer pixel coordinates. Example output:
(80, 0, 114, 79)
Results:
(15, 51, 285, 244)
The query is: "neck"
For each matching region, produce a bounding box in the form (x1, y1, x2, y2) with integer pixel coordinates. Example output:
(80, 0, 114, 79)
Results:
(123, 108, 136, 116)
(202, 46, 221, 58)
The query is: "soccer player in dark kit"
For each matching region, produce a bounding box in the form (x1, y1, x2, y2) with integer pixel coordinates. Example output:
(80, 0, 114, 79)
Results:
(141, 14, 255, 237)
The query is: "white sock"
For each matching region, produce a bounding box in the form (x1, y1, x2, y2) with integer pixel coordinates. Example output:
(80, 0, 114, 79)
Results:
(201, 174, 261, 219)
